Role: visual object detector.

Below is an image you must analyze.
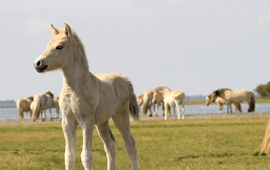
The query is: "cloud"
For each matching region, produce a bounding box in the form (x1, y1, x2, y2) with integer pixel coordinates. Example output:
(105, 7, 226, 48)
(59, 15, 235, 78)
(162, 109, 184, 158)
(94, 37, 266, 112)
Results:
(258, 9, 270, 26)
(26, 20, 50, 35)
(160, 0, 193, 4)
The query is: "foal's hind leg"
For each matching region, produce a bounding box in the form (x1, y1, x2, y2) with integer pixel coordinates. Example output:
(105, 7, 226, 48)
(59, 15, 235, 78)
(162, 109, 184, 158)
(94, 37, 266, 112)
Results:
(96, 121, 117, 170)
(113, 111, 139, 170)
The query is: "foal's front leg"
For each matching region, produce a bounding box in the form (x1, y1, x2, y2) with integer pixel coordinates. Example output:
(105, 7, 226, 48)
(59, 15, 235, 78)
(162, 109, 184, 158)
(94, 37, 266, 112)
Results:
(80, 117, 95, 170)
(62, 115, 77, 170)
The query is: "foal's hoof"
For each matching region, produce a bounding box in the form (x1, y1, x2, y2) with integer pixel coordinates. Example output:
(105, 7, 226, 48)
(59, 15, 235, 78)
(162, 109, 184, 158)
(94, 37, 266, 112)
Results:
(51, 118, 53, 121)
(42, 118, 45, 122)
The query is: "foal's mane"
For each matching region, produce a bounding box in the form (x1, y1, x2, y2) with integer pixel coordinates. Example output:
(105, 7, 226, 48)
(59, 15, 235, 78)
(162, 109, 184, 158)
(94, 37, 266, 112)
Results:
(59, 26, 89, 70)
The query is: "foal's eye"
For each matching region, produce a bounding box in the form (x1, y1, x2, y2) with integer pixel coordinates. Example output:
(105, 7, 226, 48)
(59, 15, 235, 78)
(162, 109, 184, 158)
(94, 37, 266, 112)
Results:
(56, 46, 63, 50)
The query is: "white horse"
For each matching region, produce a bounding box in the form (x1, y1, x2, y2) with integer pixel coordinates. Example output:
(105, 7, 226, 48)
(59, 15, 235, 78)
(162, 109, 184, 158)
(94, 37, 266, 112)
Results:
(16, 96, 33, 119)
(31, 91, 54, 121)
(34, 23, 139, 170)
(152, 88, 185, 120)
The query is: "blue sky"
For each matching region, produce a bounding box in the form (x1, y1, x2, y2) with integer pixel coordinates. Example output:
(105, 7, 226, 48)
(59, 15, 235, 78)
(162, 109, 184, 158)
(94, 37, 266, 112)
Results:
(1, 0, 270, 100)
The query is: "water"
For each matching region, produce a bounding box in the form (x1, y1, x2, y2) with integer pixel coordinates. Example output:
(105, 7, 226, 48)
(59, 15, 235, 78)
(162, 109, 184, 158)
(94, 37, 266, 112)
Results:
(1, 103, 270, 120)
(0, 108, 62, 120)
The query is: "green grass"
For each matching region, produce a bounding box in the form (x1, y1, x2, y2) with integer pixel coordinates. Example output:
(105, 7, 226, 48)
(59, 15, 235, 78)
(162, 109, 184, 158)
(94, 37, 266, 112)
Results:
(1, 117, 270, 169)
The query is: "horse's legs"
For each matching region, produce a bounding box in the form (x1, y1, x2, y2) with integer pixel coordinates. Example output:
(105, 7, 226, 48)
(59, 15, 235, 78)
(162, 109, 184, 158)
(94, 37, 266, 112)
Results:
(227, 104, 230, 114)
(62, 115, 77, 170)
(42, 110, 46, 121)
(176, 104, 181, 120)
(29, 111, 32, 119)
(80, 117, 95, 170)
(164, 103, 169, 120)
(96, 121, 117, 170)
(49, 108, 53, 121)
(113, 112, 139, 170)
(148, 106, 152, 117)
(218, 104, 223, 113)
(154, 104, 158, 116)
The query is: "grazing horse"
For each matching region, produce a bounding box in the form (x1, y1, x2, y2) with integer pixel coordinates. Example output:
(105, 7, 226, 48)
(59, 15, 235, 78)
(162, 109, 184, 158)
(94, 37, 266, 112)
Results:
(208, 88, 255, 113)
(138, 94, 165, 117)
(16, 96, 33, 119)
(140, 87, 169, 117)
(152, 88, 185, 120)
(205, 96, 242, 113)
(31, 91, 54, 121)
(34, 23, 139, 170)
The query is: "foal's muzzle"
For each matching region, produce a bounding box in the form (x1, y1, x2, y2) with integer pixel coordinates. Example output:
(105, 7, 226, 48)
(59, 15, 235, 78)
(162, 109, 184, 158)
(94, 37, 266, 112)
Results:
(34, 59, 48, 73)
(153, 100, 157, 104)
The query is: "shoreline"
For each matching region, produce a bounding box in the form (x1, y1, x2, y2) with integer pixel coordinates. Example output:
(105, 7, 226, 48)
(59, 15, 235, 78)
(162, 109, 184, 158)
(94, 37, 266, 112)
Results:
(1, 112, 270, 126)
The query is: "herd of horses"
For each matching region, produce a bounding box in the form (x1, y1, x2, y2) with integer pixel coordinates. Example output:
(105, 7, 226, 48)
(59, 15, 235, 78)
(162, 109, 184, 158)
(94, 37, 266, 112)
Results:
(16, 91, 60, 121)
(15, 23, 268, 169)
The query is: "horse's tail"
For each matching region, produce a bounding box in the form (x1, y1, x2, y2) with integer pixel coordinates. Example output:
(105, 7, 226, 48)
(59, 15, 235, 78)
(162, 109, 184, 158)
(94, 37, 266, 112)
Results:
(141, 93, 150, 116)
(32, 101, 41, 121)
(16, 100, 24, 119)
(18, 107, 24, 119)
(256, 118, 270, 155)
(248, 92, 255, 112)
(128, 83, 140, 122)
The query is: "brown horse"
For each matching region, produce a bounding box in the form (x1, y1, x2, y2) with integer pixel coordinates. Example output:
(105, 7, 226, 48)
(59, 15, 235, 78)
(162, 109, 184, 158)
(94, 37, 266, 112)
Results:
(208, 88, 255, 113)
(206, 96, 242, 113)
(16, 96, 33, 119)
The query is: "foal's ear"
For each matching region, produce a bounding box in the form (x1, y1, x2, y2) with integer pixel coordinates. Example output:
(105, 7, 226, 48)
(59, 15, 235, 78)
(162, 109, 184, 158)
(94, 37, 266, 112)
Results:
(63, 23, 72, 38)
(50, 24, 59, 36)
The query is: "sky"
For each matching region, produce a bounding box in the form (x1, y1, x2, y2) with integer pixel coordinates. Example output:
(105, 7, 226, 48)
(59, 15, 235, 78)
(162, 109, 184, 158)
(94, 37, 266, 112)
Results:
(1, 0, 270, 101)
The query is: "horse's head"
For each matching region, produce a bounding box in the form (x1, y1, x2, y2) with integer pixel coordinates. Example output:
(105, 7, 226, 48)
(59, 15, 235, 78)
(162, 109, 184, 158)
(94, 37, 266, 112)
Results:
(209, 90, 220, 102)
(205, 95, 211, 106)
(152, 91, 162, 104)
(34, 23, 75, 73)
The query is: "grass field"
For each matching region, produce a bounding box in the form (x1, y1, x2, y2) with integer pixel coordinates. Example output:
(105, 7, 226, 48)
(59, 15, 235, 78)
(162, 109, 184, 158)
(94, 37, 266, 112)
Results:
(1, 117, 270, 169)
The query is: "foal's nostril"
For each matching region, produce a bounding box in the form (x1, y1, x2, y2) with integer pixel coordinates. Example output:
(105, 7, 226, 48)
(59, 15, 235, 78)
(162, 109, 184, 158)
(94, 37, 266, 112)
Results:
(36, 60, 42, 67)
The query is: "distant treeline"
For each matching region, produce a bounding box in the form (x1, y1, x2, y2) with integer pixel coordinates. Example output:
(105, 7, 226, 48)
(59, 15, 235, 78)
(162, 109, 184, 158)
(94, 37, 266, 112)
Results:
(0, 100, 16, 108)
(255, 82, 270, 99)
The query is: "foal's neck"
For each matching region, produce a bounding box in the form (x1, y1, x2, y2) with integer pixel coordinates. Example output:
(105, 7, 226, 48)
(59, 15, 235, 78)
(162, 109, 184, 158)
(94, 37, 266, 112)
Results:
(61, 55, 97, 94)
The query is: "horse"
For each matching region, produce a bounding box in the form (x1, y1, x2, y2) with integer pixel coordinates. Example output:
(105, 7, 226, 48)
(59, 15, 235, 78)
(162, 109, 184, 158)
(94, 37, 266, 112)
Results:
(16, 96, 33, 119)
(152, 88, 185, 120)
(208, 88, 255, 113)
(34, 23, 139, 170)
(50, 96, 60, 118)
(140, 87, 170, 117)
(31, 91, 54, 121)
(205, 96, 242, 113)
(138, 93, 165, 117)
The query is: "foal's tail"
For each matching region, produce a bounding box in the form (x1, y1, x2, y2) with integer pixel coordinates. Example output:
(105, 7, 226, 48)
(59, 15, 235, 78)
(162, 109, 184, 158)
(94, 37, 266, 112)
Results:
(128, 83, 140, 122)
(248, 92, 255, 112)
(256, 118, 270, 155)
